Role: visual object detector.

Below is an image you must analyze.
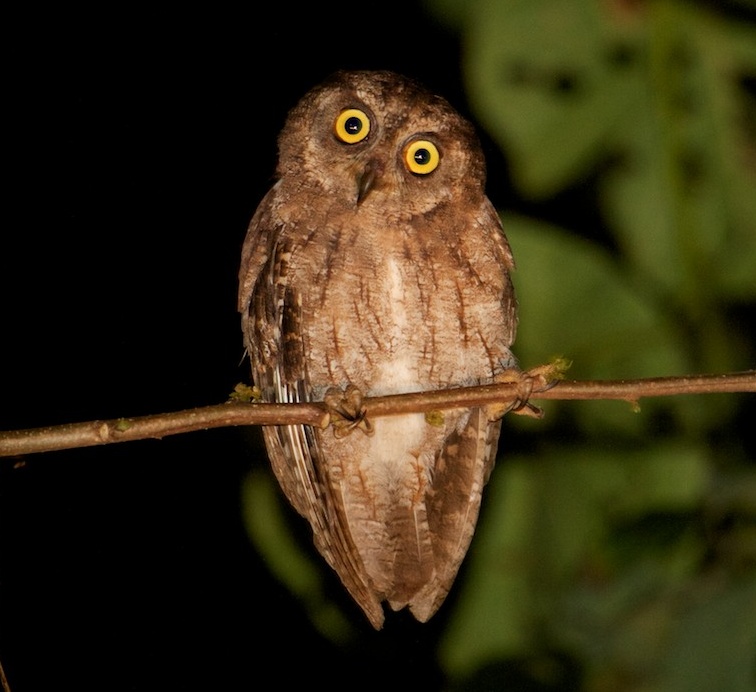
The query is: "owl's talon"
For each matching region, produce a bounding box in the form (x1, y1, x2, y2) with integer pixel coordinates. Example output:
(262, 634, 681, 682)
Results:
(486, 362, 565, 421)
(324, 385, 375, 438)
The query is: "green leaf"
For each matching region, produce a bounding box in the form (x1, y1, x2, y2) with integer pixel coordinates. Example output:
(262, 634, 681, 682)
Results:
(502, 213, 714, 433)
(600, 1, 756, 305)
(651, 578, 756, 691)
(439, 0, 645, 198)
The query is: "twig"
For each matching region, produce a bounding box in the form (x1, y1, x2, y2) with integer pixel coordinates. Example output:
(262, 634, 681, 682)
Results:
(0, 371, 753, 458)
(0, 658, 11, 692)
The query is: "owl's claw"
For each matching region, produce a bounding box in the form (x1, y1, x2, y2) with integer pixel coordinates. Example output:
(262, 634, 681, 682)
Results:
(324, 385, 375, 438)
(486, 362, 566, 421)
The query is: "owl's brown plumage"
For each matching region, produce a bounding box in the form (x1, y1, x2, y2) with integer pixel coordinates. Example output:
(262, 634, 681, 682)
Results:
(238, 70, 517, 628)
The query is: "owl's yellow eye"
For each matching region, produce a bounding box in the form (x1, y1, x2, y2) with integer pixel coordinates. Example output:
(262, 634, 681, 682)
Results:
(404, 140, 440, 175)
(334, 108, 371, 144)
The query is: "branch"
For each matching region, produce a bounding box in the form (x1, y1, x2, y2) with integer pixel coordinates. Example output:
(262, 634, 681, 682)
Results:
(0, 658, 10, 692)
(1, 370, 754, 458)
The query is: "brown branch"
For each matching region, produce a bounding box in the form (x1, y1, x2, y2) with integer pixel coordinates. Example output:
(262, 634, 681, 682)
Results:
(0, 658, 10, 692)
(0, 371, 754, 458)
(366, 370, 756, 414)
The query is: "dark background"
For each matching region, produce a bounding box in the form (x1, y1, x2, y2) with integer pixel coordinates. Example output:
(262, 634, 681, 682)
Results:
(0, 5, 527, 691)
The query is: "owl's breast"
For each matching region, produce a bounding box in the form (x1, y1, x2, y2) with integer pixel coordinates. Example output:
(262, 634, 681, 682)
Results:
(290, 214, 514, 400)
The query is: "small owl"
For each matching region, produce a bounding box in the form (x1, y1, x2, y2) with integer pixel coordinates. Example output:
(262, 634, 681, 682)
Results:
(238, 70, 517, 629)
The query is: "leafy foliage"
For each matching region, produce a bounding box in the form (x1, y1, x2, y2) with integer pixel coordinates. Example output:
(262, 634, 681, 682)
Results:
(425, 0, 756, 688)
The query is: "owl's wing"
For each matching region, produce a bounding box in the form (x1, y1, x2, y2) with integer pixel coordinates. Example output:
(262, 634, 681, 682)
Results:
(409, 409, 502, 622)
(238, 186, 279, 318)
(485, 197, 518, 349)
(407, 199, 515, 621)
(239, 194, 386, 629)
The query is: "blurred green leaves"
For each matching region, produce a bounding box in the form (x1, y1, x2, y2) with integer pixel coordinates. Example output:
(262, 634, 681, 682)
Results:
(424, 0, 756, 688)
(431, 0, 756, 373)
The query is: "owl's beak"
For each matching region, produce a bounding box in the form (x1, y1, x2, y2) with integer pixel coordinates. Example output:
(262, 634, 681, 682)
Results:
(356, 159, 382, 205)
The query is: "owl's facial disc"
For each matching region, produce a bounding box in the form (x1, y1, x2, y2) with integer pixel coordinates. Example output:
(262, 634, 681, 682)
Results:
(356, 158, 383, 205)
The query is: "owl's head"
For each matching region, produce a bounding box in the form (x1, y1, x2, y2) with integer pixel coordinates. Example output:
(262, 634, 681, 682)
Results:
(275, 70, 487, 215)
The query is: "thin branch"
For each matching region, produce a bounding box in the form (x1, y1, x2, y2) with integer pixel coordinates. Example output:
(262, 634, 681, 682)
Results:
(0, 371, 754, 458)
(534, 371, 756, 400)
(0, 658, 11, 692)
(366, 370, 756, 414)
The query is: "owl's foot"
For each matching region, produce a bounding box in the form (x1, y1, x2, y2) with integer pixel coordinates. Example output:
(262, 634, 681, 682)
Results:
(486, 361, 566, 421)
(324, 385, 375, 438)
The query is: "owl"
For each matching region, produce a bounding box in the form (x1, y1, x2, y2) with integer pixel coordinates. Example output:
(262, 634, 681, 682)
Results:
(238, 70, 518, 629)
